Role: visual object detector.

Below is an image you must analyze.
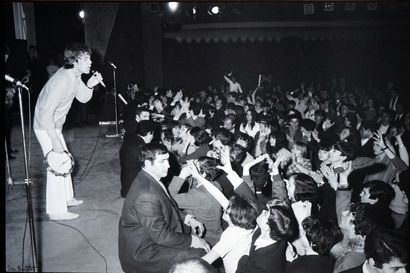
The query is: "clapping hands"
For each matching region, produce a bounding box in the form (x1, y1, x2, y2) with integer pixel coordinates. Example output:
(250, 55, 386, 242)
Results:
(320, 163, 338, 190)
(216, 147, 234, 174)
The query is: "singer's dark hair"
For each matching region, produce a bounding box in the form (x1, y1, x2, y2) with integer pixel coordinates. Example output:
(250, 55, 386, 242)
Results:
(63, 43, 91, 69)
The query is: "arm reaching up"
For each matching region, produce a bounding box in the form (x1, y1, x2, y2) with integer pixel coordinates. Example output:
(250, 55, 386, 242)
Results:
(187, 161, 229, 209)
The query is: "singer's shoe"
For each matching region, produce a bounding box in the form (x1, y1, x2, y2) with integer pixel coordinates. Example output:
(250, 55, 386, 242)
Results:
(67, 198, 84, 207)
(48, 212, 79, 221)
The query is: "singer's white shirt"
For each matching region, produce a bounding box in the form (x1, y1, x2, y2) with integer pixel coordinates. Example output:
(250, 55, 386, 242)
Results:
(34, 67, 93, 130)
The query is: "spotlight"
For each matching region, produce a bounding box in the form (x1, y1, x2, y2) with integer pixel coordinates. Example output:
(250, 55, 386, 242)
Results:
(208, 5, 220, 15)
(168, 2, 179, 12)
(78, 10, 85, 19)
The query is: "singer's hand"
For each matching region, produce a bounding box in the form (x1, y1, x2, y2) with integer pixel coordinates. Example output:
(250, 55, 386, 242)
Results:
(87, 71, 104, 88)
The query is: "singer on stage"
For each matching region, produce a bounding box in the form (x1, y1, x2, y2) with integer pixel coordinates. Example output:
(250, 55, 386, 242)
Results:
(33, 43, 103, 221)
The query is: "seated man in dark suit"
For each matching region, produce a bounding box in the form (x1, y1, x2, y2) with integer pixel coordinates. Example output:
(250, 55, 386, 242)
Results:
(118, 143, 210, 273)
(340, 229, 407, 273)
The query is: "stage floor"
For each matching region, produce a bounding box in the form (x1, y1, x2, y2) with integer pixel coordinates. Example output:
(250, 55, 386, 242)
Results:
(5, 123, 124, 273)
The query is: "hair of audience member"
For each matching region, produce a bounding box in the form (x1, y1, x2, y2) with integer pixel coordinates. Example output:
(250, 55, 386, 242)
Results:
(287, 113, 301, 124)
(362, 180, 395, 207)
(196, 156, 222, 181)
(314, 109, 326, 120)
(63, 43, 91, 69)
(230, 144, 247, 165)
(318, 142, 333, 152)
(267, 204, 300, 242)
(235, 132, 253, 152)
(162, 120, 180, 131)
(259, 115, 273, 127)
(227, 195, 258, 230)
(360, 120, 378, 134)
(300, 119, 316, 132)
(228, 91, 239, 100)
(349, 202, 379, 237)
(243, 109, 257, 129)
(139, 143, 168, 166)
(255, 98, 263, 106)
(212, 128, 233, 146)
(161, 128, 174, 142)
(136, 120, 156, 137)
(224, 113, 237, 125)
(302, 216, 343, 256)
(332, 141, 356, 161)
(364, 229, 408, 269)
(345, 112, 358, 129)
(136, 107, 150, 117)
(190, 127, 211, 146)
(189, 101, 202, 116)
(226, 102, 237, 112)
(380, 109, 394, 120)
(289, 173, 319, 205)
(169, 258, 217, 273)
(176, 121, 192, 132)
(267, 131, 288, 154)
(293, 141, 308, 158)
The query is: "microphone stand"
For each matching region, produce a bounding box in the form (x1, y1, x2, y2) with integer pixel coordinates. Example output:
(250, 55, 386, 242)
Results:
(105, 64, 121, 138)
(15, 85, 39, 271)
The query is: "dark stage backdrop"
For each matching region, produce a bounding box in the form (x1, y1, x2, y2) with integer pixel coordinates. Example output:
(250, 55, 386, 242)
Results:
(163, 37, 410, 93)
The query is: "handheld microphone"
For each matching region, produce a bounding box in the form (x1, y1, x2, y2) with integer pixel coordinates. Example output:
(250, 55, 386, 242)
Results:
(91, 71, 106, 88)
(5, 74, 29, 91)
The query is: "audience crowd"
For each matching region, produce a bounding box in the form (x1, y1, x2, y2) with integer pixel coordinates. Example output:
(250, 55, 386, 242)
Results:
(118, 74, 408, 273)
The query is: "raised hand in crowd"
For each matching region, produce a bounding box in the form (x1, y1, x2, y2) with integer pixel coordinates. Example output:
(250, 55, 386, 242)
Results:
(242, 154, 268, 176)
(322, 118, 335, 130)
(320, 163, 338, 190)
(311, 129, 320, 143)
(216, 146, 234, 174)
(187, 160, 229, 209)
(338, 160, 352, 188)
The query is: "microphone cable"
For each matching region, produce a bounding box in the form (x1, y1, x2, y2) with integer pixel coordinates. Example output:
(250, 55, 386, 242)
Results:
(39, 212, 108, 273)
(74, 84, 114, 185)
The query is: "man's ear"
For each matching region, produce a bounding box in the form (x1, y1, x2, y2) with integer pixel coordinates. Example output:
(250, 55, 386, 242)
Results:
(144, 159, 151, 168)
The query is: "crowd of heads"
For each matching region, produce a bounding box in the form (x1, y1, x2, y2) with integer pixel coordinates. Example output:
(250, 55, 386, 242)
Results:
(126, 76, 408, 273)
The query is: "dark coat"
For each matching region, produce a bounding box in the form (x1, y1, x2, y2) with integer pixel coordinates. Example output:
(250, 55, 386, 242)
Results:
(119, 134, 145, 197)
(285, 255, 336, 273)
(236, 228, 288, 273)
(118, 170, 204, 273)
(357, 138, 375, 158)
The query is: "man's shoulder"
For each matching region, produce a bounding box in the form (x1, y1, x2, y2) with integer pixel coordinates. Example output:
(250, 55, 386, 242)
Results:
(340, 265, 364, 273)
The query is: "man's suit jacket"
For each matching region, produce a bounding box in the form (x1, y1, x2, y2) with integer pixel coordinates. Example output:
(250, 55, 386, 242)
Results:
(118, 170, 203, 273)
(340, 265, 363, 273)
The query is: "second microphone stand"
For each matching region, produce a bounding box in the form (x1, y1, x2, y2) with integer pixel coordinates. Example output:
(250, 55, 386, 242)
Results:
(106, 64, 121, 138)
(16, 85, 39, 271)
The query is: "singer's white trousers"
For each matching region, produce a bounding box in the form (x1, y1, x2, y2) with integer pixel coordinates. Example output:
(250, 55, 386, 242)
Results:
(34, 129, 74, 215)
